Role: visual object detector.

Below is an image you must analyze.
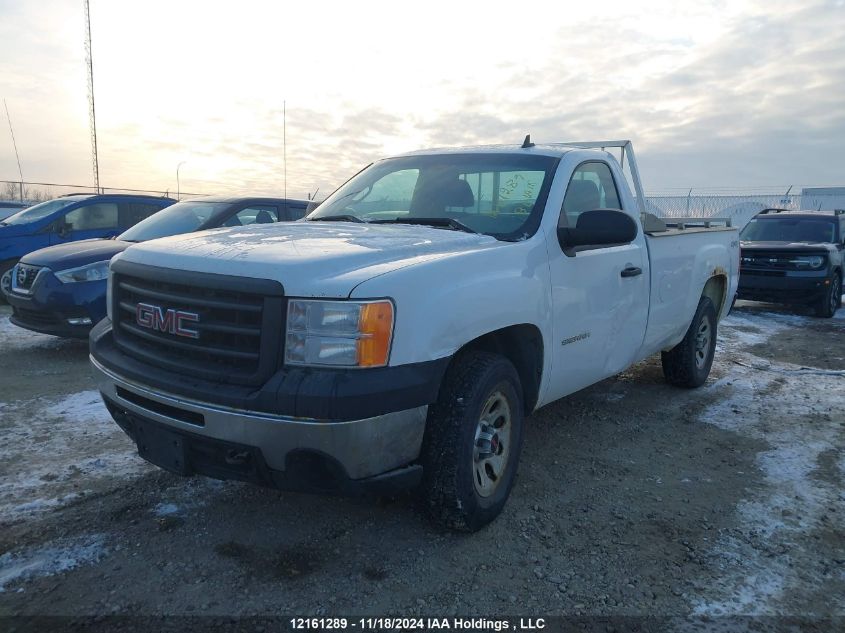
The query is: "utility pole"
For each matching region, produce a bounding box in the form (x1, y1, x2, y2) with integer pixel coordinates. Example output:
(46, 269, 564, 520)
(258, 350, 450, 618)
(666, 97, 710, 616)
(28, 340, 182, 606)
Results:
(3, 99, 24, 201)
(177, 161, 186, 200)
(84, 0, 100, 193)
(283, 100, 287, 200)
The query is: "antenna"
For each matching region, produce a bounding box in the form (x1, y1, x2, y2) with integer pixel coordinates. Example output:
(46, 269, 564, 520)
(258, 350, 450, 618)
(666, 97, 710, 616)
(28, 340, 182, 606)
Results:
(3, 99, 24, 201)
(84, 0, 100, 193)
(283, 100, 287, 200)
(521, 134, 534, 148)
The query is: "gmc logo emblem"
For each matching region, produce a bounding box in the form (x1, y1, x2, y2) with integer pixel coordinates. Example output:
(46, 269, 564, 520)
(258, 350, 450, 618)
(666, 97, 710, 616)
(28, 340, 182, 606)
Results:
(135, 302, 200, 339)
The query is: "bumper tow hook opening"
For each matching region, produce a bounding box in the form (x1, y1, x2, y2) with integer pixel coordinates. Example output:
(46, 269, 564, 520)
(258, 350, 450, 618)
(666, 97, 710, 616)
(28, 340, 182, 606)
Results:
(225, 450, 251, 466)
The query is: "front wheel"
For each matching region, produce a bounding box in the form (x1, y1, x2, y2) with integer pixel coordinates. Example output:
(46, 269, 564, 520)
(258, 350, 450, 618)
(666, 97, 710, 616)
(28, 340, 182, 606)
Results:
(420, 351, 524, 532)
(661, 296, 718, 388)
(814, 274, 841, 318)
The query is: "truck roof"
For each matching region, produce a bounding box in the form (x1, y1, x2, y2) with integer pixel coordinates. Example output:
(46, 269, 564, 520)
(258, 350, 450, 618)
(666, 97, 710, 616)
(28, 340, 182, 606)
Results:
(393, 139, 647, 214)
(757, 209, 845, 218)
(395, 143, 582, 159)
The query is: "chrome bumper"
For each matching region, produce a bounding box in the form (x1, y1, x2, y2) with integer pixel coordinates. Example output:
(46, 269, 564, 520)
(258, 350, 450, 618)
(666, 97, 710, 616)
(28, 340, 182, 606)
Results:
(91, 356, 428, 479)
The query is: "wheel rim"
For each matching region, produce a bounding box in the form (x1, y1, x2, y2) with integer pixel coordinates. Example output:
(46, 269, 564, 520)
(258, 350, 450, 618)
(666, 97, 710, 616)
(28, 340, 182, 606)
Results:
(694, 318, 712, 369)
(472, 390, 512, 498)
(830, 278, 840, 313)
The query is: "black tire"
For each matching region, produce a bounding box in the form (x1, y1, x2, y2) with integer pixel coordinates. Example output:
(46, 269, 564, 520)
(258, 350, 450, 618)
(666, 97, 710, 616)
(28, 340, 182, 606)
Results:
(420, 350, 524, 532)
(661, 296, 717, 388)
(814, 274, 841, 318)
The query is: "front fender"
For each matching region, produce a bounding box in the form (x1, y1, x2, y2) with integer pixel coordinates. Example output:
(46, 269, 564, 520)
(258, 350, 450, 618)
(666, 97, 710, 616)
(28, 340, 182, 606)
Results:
(350, 238, 553, 369)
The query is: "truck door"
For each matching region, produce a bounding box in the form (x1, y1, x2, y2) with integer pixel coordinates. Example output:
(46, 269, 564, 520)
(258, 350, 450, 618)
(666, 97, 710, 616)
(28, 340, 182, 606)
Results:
(52, 202, 120, 244)
(544, 160, 649, 402)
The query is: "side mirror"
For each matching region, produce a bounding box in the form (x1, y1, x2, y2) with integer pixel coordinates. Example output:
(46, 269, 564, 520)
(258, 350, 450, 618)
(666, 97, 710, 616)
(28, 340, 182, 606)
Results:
(557, 209, 638, 256)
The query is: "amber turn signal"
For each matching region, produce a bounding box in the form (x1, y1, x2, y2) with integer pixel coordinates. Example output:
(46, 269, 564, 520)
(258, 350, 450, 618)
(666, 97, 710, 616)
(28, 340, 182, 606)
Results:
(357, 301, 394, 367)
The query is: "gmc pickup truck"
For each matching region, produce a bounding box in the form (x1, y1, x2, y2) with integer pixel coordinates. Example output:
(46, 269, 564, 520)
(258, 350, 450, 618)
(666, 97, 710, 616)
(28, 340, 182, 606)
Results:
(90, 140, 739, 531)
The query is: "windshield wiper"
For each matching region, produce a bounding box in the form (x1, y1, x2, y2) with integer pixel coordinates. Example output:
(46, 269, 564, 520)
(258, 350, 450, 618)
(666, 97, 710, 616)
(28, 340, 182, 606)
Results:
(309, 214, 365, 223)
(371, 217, 477, 234)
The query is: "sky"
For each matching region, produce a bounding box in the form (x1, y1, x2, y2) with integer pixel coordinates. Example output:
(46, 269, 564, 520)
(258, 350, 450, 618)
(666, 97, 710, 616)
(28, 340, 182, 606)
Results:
(0, 0, 844, 199)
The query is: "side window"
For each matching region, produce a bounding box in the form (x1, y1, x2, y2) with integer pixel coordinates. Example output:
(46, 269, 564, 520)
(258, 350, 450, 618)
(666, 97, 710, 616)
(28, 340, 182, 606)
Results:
(229, 205, 279, 226)
(285, 204, 308, 221)
(119, 202, 163, 229)
(63, 203, 119, 231)
(560, 162, 622, 227)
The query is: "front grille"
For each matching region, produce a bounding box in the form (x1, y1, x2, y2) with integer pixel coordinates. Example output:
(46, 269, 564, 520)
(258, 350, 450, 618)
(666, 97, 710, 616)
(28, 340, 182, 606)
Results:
(740, 251, 825, 272)
(111, 265, 285, 386)
(12, 263, 42, 293)
(13, 307, 59, 326)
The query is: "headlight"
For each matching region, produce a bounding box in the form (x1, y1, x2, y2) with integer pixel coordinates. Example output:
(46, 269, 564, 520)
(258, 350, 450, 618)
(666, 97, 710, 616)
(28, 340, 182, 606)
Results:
(54, 260, 110, 283)
(789, 255, 825, 269)
(285, 299, 394, 368)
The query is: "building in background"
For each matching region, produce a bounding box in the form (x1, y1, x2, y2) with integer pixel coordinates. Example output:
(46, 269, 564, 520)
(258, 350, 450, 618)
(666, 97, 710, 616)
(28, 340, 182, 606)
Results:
(800, 187, 845, 211)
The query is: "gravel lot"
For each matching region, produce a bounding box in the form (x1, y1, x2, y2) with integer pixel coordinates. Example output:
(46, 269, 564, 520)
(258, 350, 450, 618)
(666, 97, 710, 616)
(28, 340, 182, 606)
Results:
(0, 301, 843, 620)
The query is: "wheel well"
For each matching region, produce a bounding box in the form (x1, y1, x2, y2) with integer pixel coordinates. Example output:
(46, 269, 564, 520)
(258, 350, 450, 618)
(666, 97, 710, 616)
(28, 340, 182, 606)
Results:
(702, 275, 727, 317)
(456, 324, 543, 414)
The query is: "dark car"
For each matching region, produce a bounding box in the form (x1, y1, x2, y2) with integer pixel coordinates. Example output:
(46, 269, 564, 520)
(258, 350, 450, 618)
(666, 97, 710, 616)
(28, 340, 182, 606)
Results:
(737, 208, 844, 317)
(3, 196, 311, 337)
(0, 193, 176, 284)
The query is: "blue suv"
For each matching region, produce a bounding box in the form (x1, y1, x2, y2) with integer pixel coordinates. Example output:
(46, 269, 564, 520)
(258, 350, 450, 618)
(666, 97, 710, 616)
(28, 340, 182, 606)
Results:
(0, 193, 175, 284)
(3, 196, 311, 337)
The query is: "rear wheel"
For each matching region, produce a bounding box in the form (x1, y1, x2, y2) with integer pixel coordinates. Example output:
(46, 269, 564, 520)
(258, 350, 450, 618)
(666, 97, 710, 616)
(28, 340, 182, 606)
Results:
(420, 350, 524, 532)
(814, 274, 841, 318)
(661, 296, 717, 388)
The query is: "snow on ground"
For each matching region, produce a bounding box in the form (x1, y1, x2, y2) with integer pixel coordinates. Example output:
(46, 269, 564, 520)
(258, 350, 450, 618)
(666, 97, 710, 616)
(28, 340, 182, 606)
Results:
(691, 309, 844, 615)
(0, 390, 153, 522)
(0, 534, 107, 592)
(0, 314, 71, 351)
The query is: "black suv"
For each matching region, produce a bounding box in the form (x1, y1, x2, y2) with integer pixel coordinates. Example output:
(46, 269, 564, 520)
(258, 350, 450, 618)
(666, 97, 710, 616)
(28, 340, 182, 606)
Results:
(738, 209, 844, 317)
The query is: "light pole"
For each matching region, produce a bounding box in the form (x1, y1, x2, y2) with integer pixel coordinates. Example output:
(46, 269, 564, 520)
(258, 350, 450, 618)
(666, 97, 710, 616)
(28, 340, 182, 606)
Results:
(176, 161, 187, 200)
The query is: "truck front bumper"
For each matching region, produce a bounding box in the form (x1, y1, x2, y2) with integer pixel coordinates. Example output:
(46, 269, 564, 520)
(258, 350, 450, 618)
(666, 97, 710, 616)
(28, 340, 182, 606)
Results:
(737, 269, 830, 304)
(92, 356, 429, 494)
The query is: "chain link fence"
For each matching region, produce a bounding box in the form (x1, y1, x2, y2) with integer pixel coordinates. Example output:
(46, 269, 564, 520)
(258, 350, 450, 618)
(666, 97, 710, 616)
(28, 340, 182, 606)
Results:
(2, 179, 843, 231)
(644, 192, 844, 229)
(0, 180, 204, 205)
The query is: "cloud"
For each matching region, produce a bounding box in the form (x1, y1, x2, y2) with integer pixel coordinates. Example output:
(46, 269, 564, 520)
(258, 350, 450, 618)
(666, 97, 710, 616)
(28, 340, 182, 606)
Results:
(0, 0, 843, 195)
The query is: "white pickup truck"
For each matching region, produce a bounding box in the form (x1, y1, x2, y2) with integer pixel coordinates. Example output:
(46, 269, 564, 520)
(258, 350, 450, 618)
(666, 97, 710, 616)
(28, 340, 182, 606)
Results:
(90, 140, 739, 531)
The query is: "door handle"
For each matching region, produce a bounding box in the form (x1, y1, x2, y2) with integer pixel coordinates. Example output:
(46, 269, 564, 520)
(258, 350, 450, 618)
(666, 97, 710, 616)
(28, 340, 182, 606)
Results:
(621, 266, 642, 278)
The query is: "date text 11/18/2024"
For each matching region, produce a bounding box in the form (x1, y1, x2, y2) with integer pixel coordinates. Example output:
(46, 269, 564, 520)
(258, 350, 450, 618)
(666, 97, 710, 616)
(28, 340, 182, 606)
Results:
(289, 618, 547, 631)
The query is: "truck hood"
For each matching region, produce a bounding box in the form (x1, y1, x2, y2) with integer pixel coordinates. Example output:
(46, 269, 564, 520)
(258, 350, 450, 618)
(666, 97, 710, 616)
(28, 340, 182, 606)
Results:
(22, 239, 131, 270)
(117, 222, 502, 297)
(740, 241, 836, 253)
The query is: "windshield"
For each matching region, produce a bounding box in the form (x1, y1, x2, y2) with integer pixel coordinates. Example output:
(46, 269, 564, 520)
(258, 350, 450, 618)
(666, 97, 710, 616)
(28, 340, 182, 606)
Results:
(307, 153, 559, 240)
(2, 198, 79, 225)
(118, 201, 231, 242)
(741, 217, 836, 243)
